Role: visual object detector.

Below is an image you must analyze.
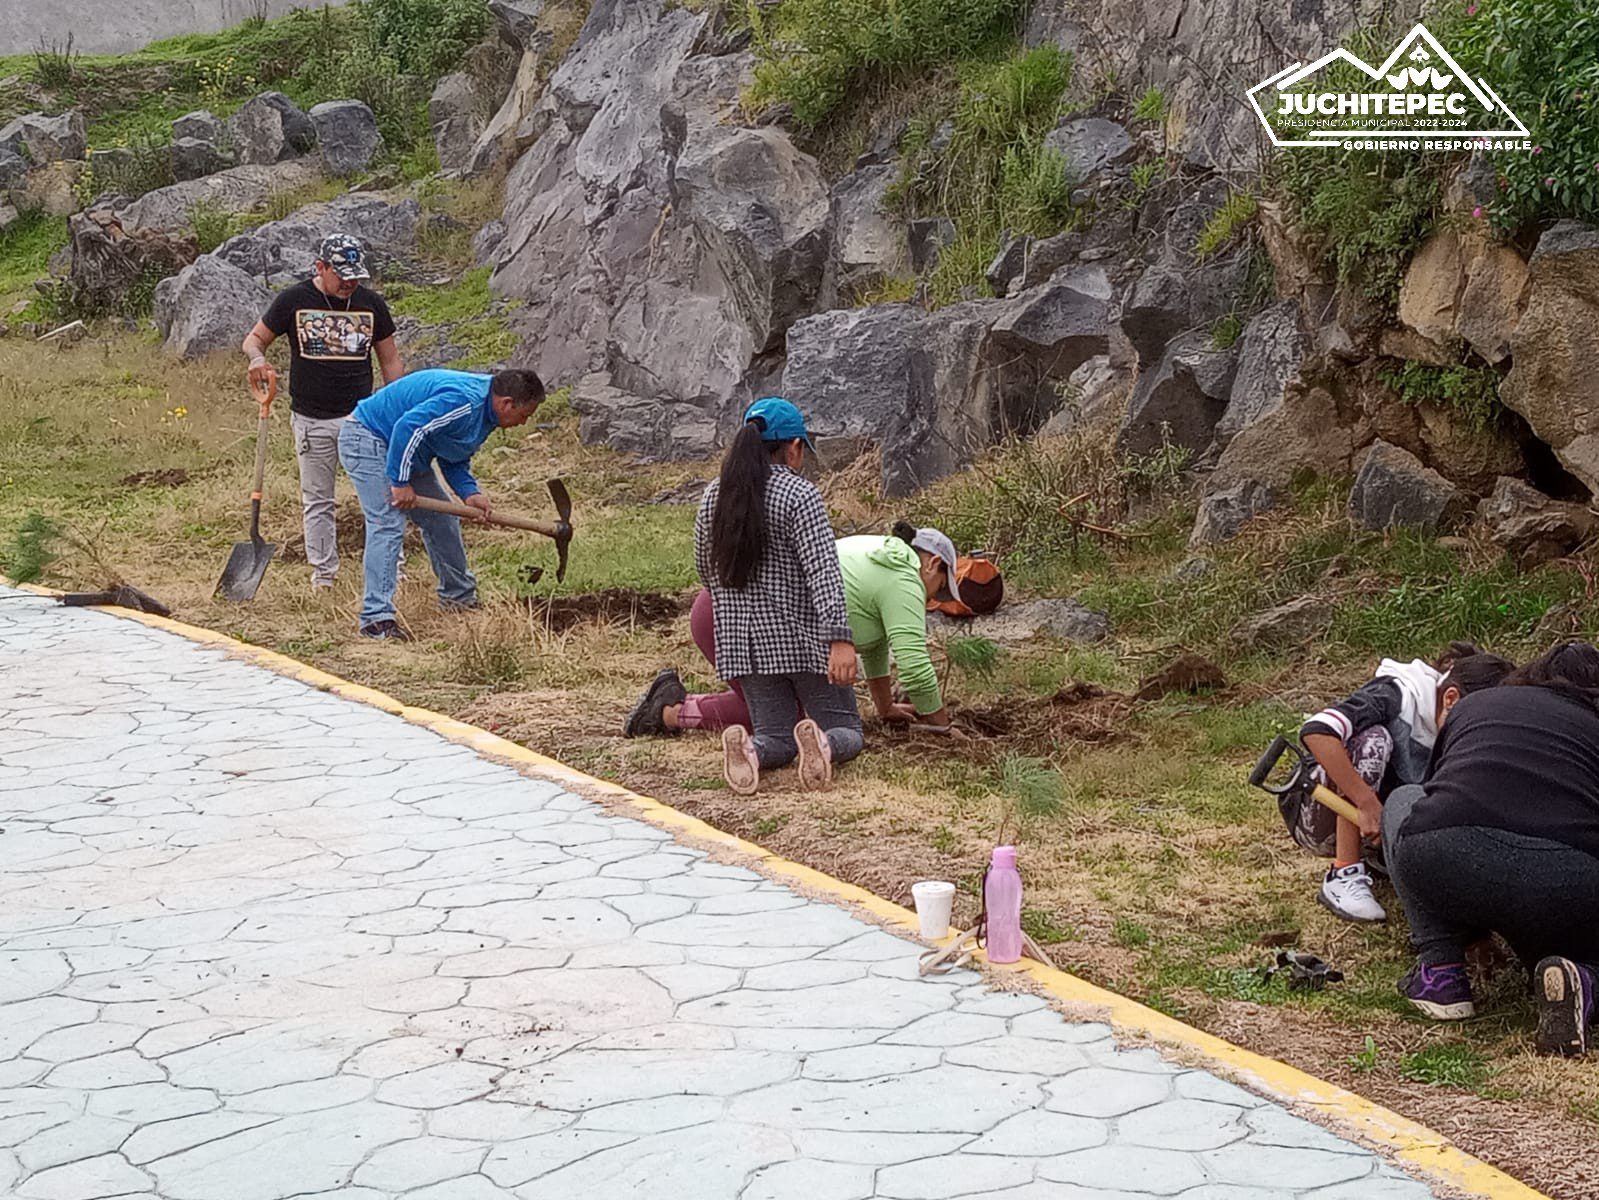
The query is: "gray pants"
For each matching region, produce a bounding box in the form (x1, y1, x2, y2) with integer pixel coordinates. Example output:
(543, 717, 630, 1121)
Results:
(292, 412, 346, 585)
(738, 673, 864, 769)
(1385, 785, 1599, 967)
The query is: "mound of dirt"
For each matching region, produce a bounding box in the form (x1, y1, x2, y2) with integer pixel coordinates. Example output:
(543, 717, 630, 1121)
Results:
(525, 589, 687, 633)
(120, 468, 190, 489)
(1135, 652, 1227, 701)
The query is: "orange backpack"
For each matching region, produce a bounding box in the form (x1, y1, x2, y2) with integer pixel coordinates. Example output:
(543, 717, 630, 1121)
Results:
(928, 555, 1004, 617)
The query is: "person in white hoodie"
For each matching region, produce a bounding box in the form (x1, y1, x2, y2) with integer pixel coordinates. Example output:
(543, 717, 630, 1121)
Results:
(1296, 642, 1514, 922)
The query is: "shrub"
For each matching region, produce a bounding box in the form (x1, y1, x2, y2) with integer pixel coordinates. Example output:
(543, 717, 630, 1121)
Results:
(188, 200, 241, 254)
(0, 513, 60, 584)
(748, 0, 1026, 129)
(1378, 359, 1503, 432)
(32, 34, 79, 89)
(1452, 0, 1599, 231)
(898, 45, 1077, 302)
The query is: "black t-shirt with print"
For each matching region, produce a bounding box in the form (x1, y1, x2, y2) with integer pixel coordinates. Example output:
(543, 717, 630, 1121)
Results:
(261, 279, 397, 419)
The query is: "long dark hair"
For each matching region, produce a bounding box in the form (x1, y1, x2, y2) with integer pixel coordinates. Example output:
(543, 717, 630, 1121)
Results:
(711, 420, 779, 590)
(1503, 641, 1599, 711)
(1440, 652, 1515, 696)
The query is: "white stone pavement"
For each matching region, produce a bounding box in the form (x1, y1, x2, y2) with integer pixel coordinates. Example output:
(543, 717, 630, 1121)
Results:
(0, 588, 1445, 1200)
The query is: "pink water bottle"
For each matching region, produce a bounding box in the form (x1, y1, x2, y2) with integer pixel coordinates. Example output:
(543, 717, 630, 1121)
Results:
(984, 845, 1024, 963)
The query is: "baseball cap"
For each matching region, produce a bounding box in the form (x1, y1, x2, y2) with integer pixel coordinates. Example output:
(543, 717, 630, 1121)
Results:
(318, 233, 370, 281)
(743, 396, 815, 452)
(910, 527, 961, 604)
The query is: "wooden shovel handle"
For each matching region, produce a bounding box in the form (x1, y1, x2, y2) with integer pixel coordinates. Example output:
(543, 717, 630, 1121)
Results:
(409, 495, 562, 537)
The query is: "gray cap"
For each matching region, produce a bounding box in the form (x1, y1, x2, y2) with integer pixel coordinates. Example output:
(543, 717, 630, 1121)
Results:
(910, 527, 961, 604)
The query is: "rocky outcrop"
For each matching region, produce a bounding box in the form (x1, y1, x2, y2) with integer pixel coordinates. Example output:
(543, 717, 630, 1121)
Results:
(171, 137, 234, 182)
(227, 92, 317, 166)
(488, 0, 832, 449)
(1501, 222, 1599, 494)
(1119, 331, 1237, 456)
(115, 161, 322, 236)
(155, 254, 272, 359)
(13, 161, 83, 216)
(67, 202, 199, 313)
(1348, 440, 1468, 532)
(1190, 479, 1275, 545)
(0, 110, 86, 164)
(0, 147, 28, 189)
(215, 192, 421, 286)
(1477, 476, 1598, 569)
(1043, 117, 1133, 180)
(429, 74, 487, 172)
(829, 165, 907, 293)
(172, 110, 224, 143)
(311, 101, 382, 176)
(1397, 229, 1529, 365)
(462, 0, 566, 177)
(1230, 595, 1331, 651)
(1026, 0, 1421, 171)
(1212, 301, 1310, 449)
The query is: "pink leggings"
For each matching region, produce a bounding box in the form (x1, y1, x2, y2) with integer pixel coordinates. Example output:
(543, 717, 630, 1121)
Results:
(678, 588, 754, 732)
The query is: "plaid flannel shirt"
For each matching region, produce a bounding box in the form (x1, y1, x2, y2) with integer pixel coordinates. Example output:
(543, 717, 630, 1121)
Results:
(694, 466, 854, 680)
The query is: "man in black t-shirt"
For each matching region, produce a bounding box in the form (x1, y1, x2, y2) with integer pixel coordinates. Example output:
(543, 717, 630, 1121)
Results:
(242, 234, 404, 590)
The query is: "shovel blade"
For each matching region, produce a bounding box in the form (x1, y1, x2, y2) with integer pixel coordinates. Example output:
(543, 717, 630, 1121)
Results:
(215, 540, 278, 602)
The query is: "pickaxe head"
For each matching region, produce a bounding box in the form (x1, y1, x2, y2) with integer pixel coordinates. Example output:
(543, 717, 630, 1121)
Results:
(546, 478, 573, 583)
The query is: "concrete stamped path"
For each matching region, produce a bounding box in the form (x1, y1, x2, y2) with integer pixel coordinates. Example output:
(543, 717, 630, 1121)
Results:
(0, 589, 1446, 1200)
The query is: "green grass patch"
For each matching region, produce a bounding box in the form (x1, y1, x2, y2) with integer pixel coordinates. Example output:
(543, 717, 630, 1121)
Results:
(471, 505, 698, 599)
(1400, 1042, 1490, 1089)
(1192, 192, 1257, 262)
(0, 210, 67, 305)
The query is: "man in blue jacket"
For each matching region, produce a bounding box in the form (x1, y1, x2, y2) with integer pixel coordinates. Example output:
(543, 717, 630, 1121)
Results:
(337, 367, 545, 640)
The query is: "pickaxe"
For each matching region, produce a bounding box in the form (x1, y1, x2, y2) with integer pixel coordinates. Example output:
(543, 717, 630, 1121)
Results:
(411, 478, 574, 583)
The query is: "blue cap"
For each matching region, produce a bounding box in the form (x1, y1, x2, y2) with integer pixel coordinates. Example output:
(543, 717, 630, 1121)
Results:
(743, 396, 814, 451)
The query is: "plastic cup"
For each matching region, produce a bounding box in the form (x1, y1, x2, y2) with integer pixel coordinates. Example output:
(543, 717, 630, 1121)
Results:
(911, 880, 957, 940)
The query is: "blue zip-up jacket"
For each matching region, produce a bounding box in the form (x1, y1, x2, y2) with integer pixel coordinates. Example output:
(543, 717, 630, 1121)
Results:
(351, 369, 499, 498)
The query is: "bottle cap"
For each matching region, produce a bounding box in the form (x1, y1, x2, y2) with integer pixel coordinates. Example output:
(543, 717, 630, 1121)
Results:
(991, 845, 1017, 869)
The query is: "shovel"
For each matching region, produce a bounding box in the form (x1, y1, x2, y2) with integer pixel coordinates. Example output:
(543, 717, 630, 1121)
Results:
(410, 478, 574, 583)
(215, 373, 279, 602)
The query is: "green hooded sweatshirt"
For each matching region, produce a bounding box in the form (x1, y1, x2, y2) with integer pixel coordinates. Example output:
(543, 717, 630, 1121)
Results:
(837, 535, 943, 715)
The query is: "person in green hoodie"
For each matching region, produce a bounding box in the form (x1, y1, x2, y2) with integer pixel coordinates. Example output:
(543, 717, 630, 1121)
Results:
(625, 522, 959, 737)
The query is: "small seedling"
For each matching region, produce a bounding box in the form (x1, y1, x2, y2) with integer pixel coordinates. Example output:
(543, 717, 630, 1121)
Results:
(1349, 1035, 1381, 1073)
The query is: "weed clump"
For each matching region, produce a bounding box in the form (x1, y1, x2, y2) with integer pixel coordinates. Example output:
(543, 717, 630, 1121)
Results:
(1, 513, 61, 584)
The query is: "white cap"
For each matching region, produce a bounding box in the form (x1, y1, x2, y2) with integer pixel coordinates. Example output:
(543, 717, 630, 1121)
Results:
(910, 527, 961, 604)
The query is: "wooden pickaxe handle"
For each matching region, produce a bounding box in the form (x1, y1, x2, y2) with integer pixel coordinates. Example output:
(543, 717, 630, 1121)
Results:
(409, 495, 564, 537)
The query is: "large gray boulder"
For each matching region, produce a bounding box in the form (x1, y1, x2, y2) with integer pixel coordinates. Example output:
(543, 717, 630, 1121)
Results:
(986, 266, 1114, 431)
(172, 110, 224, 144)
(115, 161, 323, 236)
(157, 254, 272, 359)
(464, 0, 561, 177)
(1119, 331, 1238, 456)
(1501, 222, 1599, 493)
(1190, 479, 1275, 545)
(0, 110, 86, 164)
(928, 598, 1110, 644)
(1043, 117, 1133, 181)
(227, 92, 317, 165)
(171, 137, 234, 182)
(784, 302, 995, 496)
(215, 192, 421, 287)
(1348, 440, 1469, 532)
(490, 1, 832, 447)
(1477, 476, 1598, 569)
(570, 372, 718, 461)
(0, 147, 28, 189)
(1212, 300, 1310, 449)
(429, 73, 485, 172)
(311, 101, 382, 176)
(829, 164, 907, 292)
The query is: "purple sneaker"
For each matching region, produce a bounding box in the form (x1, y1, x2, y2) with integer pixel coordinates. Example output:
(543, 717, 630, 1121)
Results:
(1534, 957, 1594, 1057)
(1398, 961, 1475, 1020)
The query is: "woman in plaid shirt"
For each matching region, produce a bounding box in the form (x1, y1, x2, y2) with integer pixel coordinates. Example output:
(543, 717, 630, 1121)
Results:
(694, 397, 863, 794)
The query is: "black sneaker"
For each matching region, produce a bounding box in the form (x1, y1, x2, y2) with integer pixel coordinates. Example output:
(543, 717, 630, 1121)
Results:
(623, 668, 687, 737)
(1535, 956, 1595, 1057)
(359, 619, 413, 642)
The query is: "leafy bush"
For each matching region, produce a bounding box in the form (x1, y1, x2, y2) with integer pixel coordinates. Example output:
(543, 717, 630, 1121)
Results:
(188, 200, 242, 254)
(1452, 0, 1599, 230)
(1378, 360, 1504, 431)
(32, 34, 80, 89)
(896, 45, 1077, 302)
(748, 0, 1026, 128)
(358, 0, 493, 79)
(1275, 148, 1440, 313)
(1192, 191, 1258, 261)
(0, 513, 60, 584)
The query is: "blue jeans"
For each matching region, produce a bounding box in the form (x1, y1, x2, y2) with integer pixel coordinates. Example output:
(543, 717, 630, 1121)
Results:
(337, 420, 477, 626)
(737, 673, 864, 769)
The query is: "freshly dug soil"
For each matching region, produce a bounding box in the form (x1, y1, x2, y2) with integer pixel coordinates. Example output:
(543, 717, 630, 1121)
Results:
(524, 588, 687, 633)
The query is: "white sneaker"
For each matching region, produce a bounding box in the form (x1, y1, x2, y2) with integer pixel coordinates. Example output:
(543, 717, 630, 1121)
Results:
(1319, 863, 1387, 923)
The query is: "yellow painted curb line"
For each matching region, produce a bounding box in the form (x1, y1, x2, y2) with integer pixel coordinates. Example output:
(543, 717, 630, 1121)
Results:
(7, 580, 1550, 1200)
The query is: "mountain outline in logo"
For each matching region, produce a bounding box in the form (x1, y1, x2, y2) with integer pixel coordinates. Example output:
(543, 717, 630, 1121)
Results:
(1247, 23, 1529, 148)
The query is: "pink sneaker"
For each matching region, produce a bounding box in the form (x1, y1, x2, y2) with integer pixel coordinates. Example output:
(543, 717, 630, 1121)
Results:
(794, 719, 833, 791)
(722, 726, 759, 796)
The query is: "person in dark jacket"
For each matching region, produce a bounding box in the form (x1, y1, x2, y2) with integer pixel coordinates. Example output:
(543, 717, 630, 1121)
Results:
(1297, 643, 1512, 923)
(1385, 642, 1599, 1055)
(337, 367, 544, 640)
